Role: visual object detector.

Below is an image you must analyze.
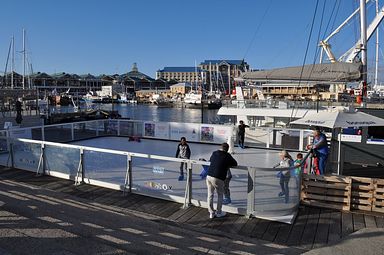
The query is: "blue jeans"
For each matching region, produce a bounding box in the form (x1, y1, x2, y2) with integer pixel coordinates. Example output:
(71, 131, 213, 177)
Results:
(279, 175, 290, 202)
(317, 153, 328, 175)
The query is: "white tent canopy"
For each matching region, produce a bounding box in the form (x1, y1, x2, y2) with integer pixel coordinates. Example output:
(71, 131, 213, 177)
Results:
(289, 107, 384, 129)
(290, 107, 384, 175)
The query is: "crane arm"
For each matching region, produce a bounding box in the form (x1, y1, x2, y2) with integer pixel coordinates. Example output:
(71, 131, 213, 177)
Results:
(341, 5, 384, 62)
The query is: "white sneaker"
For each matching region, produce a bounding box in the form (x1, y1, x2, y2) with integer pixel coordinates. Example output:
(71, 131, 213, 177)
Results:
(209, 212, 215, 219)
(215, 211, 226, 218)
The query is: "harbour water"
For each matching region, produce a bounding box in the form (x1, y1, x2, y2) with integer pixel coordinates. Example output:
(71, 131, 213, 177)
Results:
(51, 103, 227, 124)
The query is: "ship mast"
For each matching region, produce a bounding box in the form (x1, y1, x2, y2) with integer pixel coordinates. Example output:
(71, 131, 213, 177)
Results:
(360, 0, 368, 98)
(375, 0, 380, 89)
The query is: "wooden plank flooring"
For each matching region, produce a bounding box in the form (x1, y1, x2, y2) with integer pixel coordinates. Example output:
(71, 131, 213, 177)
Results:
(1, 166, 384, 251)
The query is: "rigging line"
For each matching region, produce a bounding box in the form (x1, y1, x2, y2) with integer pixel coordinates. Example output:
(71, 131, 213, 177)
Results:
(292, 1, 327, 119)
(321, 0, 340, 40)
(306, 0, 328, 84)
(289, 0, 320, 124)
(242, 0, 272, 60)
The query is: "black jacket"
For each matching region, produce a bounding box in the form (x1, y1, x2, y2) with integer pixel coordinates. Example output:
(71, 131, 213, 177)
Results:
(207, 150, 238, 180)
(238, 123, 249, 135)
(175, 143, 191, 159)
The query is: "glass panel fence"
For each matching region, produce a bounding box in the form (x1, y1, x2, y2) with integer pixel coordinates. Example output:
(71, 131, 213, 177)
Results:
(131, 156, 186, 202)
(74, 122, 97, 140)
(83, 150, 127, 186)
(44, 144, 80, 178)
(0, 137, 10, 167)
(245, 128, 270, 148)
(253, 166, 300, 224)
(31, 127, 43, 140)
(191, 163, 248, 214)
(12, 140, 41, 172)
(44, 124, 73, 142)
(279, 130, 304, 150)
(119, 121, 143, 137)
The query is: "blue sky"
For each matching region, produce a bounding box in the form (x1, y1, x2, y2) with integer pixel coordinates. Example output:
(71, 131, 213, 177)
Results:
(1, 0, 382, 80)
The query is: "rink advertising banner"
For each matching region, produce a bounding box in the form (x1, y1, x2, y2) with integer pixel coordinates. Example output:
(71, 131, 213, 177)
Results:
(213, 125, 233, 143)
(170, 123, 199, 142)
(144, 122, 155, 137)
(143, 122, 170, 139)
(201, 125, 233, 143)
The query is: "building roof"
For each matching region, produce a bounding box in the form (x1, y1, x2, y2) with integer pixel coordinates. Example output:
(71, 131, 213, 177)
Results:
(241, 63, 362, 83)
(158, 67, 203, 73)
(200, 60, 246, 65)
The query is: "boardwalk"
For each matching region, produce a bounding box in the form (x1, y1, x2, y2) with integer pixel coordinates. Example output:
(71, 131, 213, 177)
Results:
(1, 166, 384, 254)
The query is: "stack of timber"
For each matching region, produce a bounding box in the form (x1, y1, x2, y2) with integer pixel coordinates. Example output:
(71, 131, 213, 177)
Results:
(351, 176, 374, 211)
(373, 179, 384, 213)
(301, 174, 384, 214)
(301, 174, 352, 211)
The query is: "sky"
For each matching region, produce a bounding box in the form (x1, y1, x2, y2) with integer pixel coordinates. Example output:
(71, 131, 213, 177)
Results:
(1, 0, 383, 81)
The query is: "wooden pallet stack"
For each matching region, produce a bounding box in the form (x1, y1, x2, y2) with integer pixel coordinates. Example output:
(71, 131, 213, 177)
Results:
(373, 179, 384, 213)
(350, 176, 374, 211)
(301, 174, 352, 211)
(301, 174, 384, 213)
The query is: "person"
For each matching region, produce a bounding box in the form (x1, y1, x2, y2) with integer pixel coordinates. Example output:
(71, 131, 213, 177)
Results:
(306, 127, 329, 175)
(15, 99, 23, 124)
(175, 137, 191, 181)
(237, 120, 249, 149)
(293, 153, 303, 189)
(273, 150, 293, 203)
(206, 143, 237, 218)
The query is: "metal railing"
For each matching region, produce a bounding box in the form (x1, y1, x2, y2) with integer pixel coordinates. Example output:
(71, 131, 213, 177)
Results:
(0, 119, 319, 224)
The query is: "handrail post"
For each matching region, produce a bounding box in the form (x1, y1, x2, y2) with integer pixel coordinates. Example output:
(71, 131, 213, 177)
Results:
(299, 130, 304, 151)
(117, 120, 121, 136)
(123, 154, 132, 195)
(71, 123, 75, 141)
(187, 161, 192, 206)
(246, 167, 256, 217)
(10, 141, 14, 168)
(36, 143, 45, 176)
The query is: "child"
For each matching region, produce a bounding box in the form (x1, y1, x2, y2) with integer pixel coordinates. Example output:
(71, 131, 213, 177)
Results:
(175, 137, 191, 181)
(293, 153, 303, 189)
(273, 150, 293, 203)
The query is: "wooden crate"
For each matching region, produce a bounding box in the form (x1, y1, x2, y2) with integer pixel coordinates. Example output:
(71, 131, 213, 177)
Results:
(350, 176, 374, 211)
(373, 179, 384, 213)
(301, 174, 352, 211)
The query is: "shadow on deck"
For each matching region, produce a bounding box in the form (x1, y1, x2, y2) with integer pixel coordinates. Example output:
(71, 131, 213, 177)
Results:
(1, 166, 384, 251)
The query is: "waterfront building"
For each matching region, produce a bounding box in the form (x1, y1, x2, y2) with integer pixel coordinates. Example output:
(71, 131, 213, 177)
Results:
(2, 71, 23, 88)
(169, 83, 192, 97)
(156, 67, 206, 88)
(200, 60, 249, 94)
(157, 60, 249, 95)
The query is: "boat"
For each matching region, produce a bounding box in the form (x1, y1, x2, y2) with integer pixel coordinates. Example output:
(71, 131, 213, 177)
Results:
(217, 86, 324, 127)
(151, 93, 173, 108)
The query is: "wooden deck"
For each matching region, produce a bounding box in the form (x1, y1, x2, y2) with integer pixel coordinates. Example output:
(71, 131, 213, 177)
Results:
(1, 166, 384, 251)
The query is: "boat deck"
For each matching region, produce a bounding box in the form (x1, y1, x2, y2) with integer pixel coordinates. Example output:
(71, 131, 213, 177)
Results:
(1, 166, 383, 251)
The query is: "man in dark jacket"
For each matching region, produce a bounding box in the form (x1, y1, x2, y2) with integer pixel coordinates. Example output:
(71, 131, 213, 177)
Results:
(206, 143, 237, 219)
(175, 137, 191, 181)
(238, 120, 249, 149)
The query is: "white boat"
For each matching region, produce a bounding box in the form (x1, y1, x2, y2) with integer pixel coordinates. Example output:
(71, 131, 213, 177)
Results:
(217, 86, 323, 127)
(183, 91, 202, 105)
